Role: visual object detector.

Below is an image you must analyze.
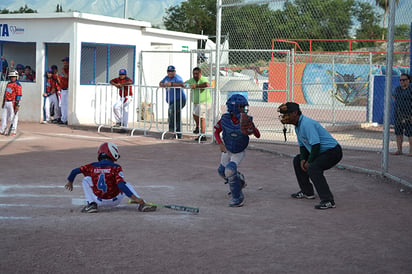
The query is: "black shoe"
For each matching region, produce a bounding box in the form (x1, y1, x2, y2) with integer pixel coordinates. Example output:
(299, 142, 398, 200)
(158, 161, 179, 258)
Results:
(81, 202, 98, 213)
(195, 135, 207, 142)
(193, 127, 199, 134)
(314, 200, 336, 210)
(291, 191, 315, 199)
(114, 122, 122, 127)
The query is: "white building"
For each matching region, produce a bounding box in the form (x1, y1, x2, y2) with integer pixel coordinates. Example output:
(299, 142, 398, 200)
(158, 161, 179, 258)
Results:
(0, 12, 206, 125)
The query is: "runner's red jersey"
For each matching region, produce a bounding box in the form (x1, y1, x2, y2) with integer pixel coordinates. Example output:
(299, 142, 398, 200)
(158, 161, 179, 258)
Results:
(79, 160, 126, 199)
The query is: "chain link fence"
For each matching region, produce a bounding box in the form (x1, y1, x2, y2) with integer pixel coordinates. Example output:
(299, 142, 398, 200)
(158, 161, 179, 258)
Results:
(216, 0, 411, 184)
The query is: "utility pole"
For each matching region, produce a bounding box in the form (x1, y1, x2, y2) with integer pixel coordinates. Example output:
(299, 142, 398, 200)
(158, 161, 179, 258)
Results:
(124, 0, 128, 19)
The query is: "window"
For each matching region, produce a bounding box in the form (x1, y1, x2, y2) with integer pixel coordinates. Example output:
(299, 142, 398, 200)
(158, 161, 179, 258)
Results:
(0, 41, 36, 82)
(80, 43, 135, 85)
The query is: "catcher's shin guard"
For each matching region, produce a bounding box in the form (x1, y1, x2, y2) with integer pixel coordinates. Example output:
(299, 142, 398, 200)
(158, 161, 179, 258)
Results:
(218, 164, 227, 183)
(226, 162, 243, 200)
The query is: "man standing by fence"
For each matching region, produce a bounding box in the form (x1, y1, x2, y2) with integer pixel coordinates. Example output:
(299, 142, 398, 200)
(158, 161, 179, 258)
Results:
(185, 67, 211, 141)
(391, 73, 412, 156)
(159, 65, 186, 139)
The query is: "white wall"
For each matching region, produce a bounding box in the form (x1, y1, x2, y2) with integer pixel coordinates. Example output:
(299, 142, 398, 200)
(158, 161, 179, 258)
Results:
(0, 13, 205, 125)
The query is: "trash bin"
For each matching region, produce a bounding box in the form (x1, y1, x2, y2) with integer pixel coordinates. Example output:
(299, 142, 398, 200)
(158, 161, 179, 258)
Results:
(227, 91, 248, 101)
(262, 82, 268, 102)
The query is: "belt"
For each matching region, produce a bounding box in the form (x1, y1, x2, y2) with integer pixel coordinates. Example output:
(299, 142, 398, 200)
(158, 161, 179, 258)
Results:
(97, 197, 118, 202)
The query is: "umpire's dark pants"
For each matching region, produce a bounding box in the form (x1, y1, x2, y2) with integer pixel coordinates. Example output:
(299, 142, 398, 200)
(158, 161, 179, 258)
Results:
(293, 145, 342, 202)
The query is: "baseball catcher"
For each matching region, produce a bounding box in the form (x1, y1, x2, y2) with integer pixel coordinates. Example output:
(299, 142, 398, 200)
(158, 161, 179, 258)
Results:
(65, 142, 156, 213)
(214, 94, 260, 207)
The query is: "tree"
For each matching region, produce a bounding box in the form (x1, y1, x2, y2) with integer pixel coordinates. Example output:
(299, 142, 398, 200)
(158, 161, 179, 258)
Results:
(353, 1, 383, 47)
(375, 0, 399, 39)
(163, 0, 216, 36)
(394, 24, 410, 39)
(1, 5, 37, 14)
(56, 4, 63, 12)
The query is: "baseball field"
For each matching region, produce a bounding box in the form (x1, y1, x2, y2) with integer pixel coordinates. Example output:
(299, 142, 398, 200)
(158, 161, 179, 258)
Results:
(1, 122, 411, 273)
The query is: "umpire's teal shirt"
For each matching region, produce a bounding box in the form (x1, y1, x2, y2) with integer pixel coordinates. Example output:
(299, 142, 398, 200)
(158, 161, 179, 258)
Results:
(295, 115, 339, 153)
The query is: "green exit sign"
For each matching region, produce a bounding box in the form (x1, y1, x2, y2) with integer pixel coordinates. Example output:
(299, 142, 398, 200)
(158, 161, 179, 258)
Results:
(182, 45, 189, 52)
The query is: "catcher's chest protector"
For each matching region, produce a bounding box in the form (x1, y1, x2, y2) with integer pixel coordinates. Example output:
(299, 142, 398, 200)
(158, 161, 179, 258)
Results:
(221, 113, 249, 153)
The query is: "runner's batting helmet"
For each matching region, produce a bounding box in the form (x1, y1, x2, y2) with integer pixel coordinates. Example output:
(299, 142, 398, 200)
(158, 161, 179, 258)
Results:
(98, 142, 120, 161)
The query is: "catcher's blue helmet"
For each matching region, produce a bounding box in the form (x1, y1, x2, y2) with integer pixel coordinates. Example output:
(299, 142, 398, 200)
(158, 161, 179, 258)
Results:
(226, 94, 248, 116)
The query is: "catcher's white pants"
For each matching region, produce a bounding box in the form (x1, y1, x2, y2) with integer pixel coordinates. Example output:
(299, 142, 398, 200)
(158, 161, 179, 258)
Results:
(44, 94, 61, 121)
(113, 96, 132, 126)
(0, 101, 18, 134)
(81, 176, 141, 208)
(220, 150, 245, 167)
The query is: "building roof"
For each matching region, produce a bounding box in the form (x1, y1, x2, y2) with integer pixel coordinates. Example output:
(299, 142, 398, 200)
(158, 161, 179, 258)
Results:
(0, 12, 206, 40)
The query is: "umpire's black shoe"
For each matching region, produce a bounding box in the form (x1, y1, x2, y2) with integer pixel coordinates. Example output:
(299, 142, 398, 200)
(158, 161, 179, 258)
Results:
(81, 202, 98, 213)
(314, 200, 336, 210)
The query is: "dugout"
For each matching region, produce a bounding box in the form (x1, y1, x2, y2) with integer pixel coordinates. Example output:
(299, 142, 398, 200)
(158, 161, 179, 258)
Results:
(0, 12, 205, 125)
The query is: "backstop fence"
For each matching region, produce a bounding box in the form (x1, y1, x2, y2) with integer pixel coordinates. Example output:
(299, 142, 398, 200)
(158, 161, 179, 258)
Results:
(93, 0, 411, 186)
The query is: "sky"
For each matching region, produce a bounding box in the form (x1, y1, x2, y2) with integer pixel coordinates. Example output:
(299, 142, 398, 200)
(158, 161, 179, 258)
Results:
(0, 0, 411, 27)
(0, 0, 183, 27)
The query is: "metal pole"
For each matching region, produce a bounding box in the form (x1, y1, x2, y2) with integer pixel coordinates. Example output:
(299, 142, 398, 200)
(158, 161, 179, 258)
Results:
(332, 55, 336, 126)
(124, 0, 128, 19)
(214, 0, 222, 142)
(382, 0, 396, 174)
(368, 52, 373, 123)
(410, 22, 412, 77)
(290, 49, 295, 101)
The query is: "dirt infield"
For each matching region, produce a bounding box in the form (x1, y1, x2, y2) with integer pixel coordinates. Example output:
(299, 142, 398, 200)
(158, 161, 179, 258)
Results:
(1, 122, 412, 273)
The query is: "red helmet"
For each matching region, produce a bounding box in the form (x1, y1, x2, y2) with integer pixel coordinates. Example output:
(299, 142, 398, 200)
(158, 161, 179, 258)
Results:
(97, 142, 120, 161)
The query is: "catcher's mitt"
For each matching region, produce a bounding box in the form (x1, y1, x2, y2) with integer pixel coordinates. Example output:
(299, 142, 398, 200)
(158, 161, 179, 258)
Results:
(240, 113, 255, 135)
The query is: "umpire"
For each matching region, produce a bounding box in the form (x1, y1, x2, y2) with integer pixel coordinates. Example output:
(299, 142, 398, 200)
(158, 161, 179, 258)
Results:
(278, 102, 343, 210)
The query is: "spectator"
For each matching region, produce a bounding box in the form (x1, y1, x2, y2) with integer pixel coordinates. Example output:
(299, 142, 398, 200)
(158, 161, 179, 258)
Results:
(0, 70, 22, 136)
(391, 73, 412, 156)
(43, 68, 61, 123)
(159, 65, 186, 139)
(15, 64, 25, 78)
(185, 67, 212, 141)
(110, 69, 133, 127)
(9, 60, 15, 71)
(278, 102, 343, 210)
(1, 56, 9, 80)
(20, 66, 35, 82)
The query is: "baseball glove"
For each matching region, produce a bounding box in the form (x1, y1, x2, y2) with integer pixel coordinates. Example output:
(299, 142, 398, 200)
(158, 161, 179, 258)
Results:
(240, 113, 255, 135)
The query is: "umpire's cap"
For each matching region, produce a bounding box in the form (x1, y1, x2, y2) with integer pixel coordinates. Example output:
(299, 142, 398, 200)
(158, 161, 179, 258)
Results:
(119, 69, 127, 75)
(278, 102, 301, 114)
